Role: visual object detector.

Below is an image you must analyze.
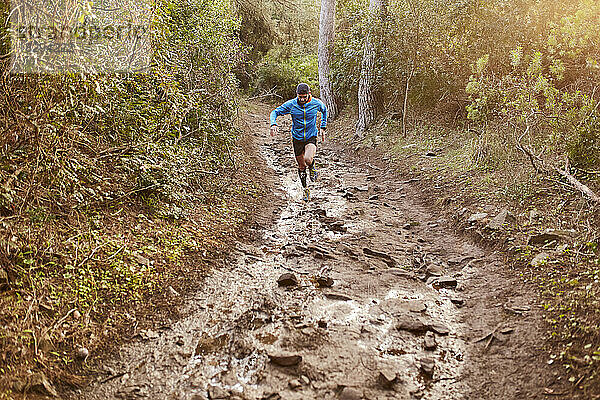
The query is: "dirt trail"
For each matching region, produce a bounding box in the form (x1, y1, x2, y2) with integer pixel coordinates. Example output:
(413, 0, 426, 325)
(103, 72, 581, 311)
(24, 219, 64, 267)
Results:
(77, 104, 565, 400)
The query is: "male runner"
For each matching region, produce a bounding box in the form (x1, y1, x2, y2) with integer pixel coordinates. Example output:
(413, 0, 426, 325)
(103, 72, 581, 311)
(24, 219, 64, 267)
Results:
(269, 83, 327, 201)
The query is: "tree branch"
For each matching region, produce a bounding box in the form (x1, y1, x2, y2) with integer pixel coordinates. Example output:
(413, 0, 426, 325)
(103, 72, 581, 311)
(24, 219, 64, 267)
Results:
(554, 160, 600, 203)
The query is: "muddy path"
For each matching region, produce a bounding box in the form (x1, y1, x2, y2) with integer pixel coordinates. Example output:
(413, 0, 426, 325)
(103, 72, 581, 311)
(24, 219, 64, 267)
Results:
(76, 104, 565, 400)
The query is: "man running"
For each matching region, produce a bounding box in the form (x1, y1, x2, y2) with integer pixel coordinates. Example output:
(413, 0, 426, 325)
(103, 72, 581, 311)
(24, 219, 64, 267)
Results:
(270, 83, 327, 201)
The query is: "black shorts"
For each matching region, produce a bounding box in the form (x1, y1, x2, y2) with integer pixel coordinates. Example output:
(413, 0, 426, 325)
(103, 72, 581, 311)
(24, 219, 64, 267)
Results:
(292, 137, 317, 157)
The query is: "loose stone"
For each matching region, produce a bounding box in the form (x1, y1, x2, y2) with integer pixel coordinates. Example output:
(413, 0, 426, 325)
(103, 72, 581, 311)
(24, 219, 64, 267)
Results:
(277, 273, 298, 287)
(378, 369, 398, 389)
(268, 352, 302, 367)
(424, 331, 437, 350)
(339, 387, 363, 400)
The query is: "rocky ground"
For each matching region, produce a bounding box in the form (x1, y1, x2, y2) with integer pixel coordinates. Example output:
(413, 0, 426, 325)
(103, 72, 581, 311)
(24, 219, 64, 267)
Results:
(72, 103, 570, 400)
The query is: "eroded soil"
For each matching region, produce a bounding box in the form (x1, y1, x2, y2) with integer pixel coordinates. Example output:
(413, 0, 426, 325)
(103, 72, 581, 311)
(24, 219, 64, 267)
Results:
(76, 104, 568, 400)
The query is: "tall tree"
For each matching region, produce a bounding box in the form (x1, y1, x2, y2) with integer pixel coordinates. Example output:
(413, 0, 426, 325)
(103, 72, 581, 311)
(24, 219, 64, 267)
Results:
(318, 0, 338, 120)
(356, 0, 386, 137)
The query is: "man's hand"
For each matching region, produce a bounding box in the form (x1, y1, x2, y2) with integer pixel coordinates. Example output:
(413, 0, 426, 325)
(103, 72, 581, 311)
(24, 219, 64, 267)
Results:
(320, 128, 326, 143)
(270, 125, 278, 137)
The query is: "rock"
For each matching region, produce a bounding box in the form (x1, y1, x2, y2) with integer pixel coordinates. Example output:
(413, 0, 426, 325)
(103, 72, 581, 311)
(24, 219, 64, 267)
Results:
(139, 329, 159, 340)
(316, 276, 334, 288)
(424, 331, 437, 350)
(467, 213, 488, 223)
(428, 323, 450, 335)
(447, 256, 474, 266)
(329, 221, 347, 233)
(207, 384, 229, 399)
(324, 291, 353, 301)
(167, 285, 180, 297)
(425, 151, 437, 157)
(134, 253, 150, 265)
(528, 232, 565, 246)
(485, 209, 509, 230)
(369, 195, 379, 201)
(343, 191, 356, 200)
(289, 379, 302, 389)
(268, 352, 302, 367)
(529, 209, 540, 224)
(419, 357, 435, 377)
(72, 310, 82, 319)
(504, 303, 531, 315)
(355, 185, 369, 192)
(262, 392, 282, 400)
(300, 375, 310, 385)
(363, 247, 395, 267)
(195, 332, 229, 355)
(425, 264, 443, 276)
(378, 369, 398, 389)
(432, 276, 458, 289)
(191, 393, 208, 400)
(317, 319, 328, 328)
(409, 301, 427, 313)
(339, 387, 363, 400)
(277, 273, 298, 287)
(27, 373, 58, 397)
(450, 297, 465, 307)
(396, 315, 429, 334)
(387, 268, 415, 278)
(530, 252, 549, 267)
(75, 346, 89, 360)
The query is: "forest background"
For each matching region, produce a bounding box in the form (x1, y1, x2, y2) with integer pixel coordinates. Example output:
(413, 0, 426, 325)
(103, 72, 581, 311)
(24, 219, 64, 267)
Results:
(1, 0, 599, 397)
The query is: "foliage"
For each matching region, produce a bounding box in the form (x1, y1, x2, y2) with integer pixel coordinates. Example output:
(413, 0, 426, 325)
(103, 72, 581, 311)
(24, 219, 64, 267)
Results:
(465, 1, 600, 169)
(244, 0, 320, 98)
(254, 46, 319, 99)
(0, 0, 243, 389)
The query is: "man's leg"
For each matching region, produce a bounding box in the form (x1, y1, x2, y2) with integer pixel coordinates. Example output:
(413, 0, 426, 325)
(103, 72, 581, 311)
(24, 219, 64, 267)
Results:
(304, 143, 317, 181)
(304, 143, 316, 167)
(294, 140, 308, 189)
(296, 154, 307, 170)
(296, 154, 308, 189)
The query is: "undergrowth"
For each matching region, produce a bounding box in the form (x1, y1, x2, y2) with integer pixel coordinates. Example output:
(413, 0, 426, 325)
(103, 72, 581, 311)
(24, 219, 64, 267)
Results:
(0, 0, 247, 395)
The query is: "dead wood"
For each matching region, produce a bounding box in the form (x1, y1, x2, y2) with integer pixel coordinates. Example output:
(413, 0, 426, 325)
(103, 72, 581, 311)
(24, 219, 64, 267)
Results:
(516, 126, 600, 203)
(554, 161, 600, 203)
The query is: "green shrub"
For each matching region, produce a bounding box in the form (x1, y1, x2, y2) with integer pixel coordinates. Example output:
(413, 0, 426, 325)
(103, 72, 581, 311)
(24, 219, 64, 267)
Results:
(568, 124, 600, 169)
(253, 47, 318, 99)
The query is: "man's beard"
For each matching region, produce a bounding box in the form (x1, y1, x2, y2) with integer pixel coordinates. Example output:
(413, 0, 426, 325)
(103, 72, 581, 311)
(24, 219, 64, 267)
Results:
(298, 95, 310, 105)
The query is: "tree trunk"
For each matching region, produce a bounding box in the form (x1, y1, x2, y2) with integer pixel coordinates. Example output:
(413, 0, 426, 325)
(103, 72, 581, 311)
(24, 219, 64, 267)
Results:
(0, 0, 10, 74)
(318, 0, 338, 120)
(356, 0, 386, 137)
(402, 62, 414, 137)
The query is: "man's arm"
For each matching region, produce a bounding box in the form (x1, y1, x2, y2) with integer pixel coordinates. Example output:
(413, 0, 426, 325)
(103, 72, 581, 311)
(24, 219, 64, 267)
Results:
(319, 100, 328, 143)
(269, 101, 292, 136)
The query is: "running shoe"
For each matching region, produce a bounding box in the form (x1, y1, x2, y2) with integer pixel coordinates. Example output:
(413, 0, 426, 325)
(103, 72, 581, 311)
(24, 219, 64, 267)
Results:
(303, 187, 310, 202)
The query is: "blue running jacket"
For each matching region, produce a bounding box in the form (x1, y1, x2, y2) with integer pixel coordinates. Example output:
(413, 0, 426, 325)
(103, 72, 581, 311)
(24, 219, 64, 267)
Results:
(270, 97, 328, 141)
